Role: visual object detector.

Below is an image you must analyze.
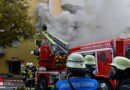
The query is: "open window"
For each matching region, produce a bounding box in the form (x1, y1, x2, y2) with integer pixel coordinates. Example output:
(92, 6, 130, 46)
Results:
(6, 58, 21, 75)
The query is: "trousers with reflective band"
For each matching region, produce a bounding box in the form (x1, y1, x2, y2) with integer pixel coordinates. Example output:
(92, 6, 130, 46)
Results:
(57, 77, 98, 90)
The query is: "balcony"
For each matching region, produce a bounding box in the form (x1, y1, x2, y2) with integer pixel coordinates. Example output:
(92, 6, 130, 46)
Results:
(61, 0, 85, 7)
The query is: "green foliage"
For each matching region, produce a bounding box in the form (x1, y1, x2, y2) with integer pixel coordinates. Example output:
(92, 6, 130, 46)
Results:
(0, 0, 35, 47)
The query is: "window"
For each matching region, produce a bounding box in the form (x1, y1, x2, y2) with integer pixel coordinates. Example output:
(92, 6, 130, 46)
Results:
(35, 39, 45, 47)
(99, 52, 106, 63)
(12, 41, 19, 48)
(7, 61, 20, 75)
(0, 46, 5, 56)
(82, 52, 95, 57)
(125, 46, 130, 59)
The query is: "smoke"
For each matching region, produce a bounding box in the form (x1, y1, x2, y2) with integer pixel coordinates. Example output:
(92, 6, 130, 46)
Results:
(36, 0, 130, 47)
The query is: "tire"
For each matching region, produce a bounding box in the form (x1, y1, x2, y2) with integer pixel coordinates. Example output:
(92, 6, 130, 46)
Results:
(97, 79, 114, 90)
(38, 76, 48, 90)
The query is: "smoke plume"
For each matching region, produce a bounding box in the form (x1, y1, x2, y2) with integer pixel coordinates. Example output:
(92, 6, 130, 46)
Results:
(36, 0, 130, 47)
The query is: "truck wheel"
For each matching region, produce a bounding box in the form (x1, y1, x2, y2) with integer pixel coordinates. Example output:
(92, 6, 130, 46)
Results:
(38, 76, 48, 90)
(97, 79, 114, 90)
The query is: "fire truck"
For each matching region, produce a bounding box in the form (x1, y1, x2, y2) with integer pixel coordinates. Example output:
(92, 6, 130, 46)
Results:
(34, 30, 69, 90)
(33, 27, 130, 90)
(69, 38, 130, 90)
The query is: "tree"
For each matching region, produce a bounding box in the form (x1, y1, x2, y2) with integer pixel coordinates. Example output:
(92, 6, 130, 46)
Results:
(0, 0, 35, 47)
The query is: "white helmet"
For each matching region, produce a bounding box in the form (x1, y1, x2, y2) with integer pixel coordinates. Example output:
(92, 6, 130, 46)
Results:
(29, 62, 34, 67)
(30, 50, 34, 55)
(84, 55, 96, 65)
(66, 53, 85, 69)
(26, 62, 30, 66)
(111, 56, 130, 70)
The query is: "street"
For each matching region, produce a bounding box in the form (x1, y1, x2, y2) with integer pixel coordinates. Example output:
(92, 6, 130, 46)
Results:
(0, 80, 24, 90)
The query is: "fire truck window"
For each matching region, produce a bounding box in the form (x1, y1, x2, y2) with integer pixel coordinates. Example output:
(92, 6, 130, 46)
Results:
(99, 52, 106, 63)
(125, 47, 130, 59)
(35, 39, 45, 47)
(82, 52, 95, 57)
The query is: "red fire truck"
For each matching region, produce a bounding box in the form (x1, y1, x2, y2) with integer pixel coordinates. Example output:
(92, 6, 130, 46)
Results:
(69, 38, 130, 90)
(34, 30, 69, 90)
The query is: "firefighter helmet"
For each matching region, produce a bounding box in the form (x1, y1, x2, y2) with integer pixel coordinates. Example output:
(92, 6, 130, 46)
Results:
(84, 55, 96, 65)
(66, 53, 85, 68)
(26, 62, 30, 66)
(111, 56, 130, 70)
(29, 62, 34, 67)
(30, 50, 34, 55)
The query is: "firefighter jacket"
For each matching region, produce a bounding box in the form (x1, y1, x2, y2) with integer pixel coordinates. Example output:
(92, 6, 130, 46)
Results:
(56, 77, 99, 90)
(23, 66, 37, 81)
(115, 78, 130, 90)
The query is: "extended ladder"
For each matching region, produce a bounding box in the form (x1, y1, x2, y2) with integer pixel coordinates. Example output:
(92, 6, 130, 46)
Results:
(43, 31, 69, 55)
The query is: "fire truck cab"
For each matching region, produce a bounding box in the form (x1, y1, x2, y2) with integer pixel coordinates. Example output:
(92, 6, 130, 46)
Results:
(69, 38, 130, 89)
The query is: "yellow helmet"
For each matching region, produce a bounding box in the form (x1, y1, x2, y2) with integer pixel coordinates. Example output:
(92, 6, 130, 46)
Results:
(84, 55, 96, 65)
(111, 56, 130, 70)
(66, 53, 85, 68)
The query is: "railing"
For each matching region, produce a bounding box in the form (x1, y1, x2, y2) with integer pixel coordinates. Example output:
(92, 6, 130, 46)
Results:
(61, 0, 85, 7)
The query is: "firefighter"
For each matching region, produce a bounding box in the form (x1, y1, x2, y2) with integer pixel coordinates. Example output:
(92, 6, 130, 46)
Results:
(26, 62, 30, 68)
(28, 63, 37, 88)
(84, 55, 96, 78)
(52, 53, 100, 90)
(108, 56, 130, 90)
(22, 62, 30, 82)
(23, 62, 37, 90)
(85, 55, 108, 90)
(42, 24, 47, 31)
(35, 45, 41, 59)
(30, 45, 41, 59)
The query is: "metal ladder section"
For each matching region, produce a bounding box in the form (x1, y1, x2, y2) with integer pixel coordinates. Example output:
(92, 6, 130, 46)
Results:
(43, 31, 69, 55)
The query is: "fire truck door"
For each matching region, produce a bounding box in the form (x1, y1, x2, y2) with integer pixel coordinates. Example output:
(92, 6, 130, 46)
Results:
(97, 49, 113, 76)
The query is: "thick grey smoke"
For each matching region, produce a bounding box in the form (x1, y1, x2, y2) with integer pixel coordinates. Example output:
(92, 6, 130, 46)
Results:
(36, 0, 130, 47)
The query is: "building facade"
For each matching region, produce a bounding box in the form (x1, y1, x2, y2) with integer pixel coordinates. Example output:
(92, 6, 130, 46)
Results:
(0, 0, 63, 75)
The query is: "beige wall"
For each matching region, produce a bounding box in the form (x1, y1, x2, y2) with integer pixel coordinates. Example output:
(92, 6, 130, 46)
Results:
(52, 0, 63, 16)
(28, 0, 41, 24)
(0, 40, 37, 73)
(0, 0, 40, 73)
